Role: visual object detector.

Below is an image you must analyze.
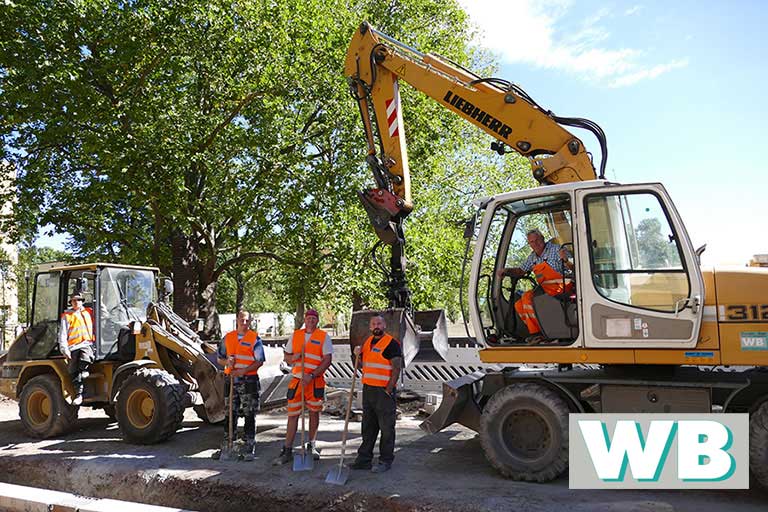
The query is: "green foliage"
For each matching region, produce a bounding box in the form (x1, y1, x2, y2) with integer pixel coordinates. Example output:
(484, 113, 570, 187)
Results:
(3, 0, 533, 330)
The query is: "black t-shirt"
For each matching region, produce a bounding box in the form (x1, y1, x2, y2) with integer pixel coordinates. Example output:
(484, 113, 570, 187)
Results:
(373, 336, 403, 360)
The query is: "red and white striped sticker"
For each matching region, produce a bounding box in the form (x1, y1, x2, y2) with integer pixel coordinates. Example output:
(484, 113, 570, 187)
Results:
(385, 77, 400, 137)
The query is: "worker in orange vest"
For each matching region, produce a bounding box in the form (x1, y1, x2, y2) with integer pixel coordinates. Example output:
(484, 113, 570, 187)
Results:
(499, 229, 574, 344)
(58, 292, 95, 406)
(272, 308, 333, 465)
(349, 314, 403, 473)
(213, 310, 265, 461)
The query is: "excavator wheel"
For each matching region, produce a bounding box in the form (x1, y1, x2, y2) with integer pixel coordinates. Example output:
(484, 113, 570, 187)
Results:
(749, 400, 768, 489)
(19, 374, 78, 439)
(116, 368, 185, 444)
(479, 382, 569, 482)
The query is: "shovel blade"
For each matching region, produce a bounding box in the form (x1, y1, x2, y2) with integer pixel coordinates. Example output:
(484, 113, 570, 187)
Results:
(325, 465, 350, 485)
(218, 447, 234, 462)
(292, 452, 314, 471)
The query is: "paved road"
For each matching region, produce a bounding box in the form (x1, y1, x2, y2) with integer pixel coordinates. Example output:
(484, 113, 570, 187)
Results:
(0, 397, 765, 511)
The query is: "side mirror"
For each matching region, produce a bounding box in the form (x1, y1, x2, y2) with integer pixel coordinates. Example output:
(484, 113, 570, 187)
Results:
(161, 278, 174, 300)
(463, 216, 476, 240)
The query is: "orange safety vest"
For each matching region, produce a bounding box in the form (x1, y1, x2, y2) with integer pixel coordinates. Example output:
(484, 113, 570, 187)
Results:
(361, 334, 398, 387)
(61, 307, 94, 347)
(223, 330, 260, 376)
(290, 328, 328, 386)
(533, 261, 574, 296)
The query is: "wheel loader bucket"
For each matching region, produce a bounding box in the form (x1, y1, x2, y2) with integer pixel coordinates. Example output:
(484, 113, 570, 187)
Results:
(191, 357, 226, 424)
(349, 308, 449, 367)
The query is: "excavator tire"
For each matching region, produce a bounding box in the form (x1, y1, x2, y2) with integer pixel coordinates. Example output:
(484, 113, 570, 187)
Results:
(749, 400, 768, 489)
(19, 374, 78, 438)
(479, 382, 569, 482)
(116, 368, 185, 444)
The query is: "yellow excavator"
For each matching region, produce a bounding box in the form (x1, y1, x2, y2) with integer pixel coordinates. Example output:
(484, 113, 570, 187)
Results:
(345, 22, 768, 486)
(0, 263, 225, 443)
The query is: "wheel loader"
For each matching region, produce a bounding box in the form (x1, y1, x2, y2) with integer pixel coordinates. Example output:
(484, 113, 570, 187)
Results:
(344, 22, 768, 487)
(0, 263, 225, 443)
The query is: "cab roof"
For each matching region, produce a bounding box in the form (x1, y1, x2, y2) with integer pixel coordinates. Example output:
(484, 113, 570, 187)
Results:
(48, 262, 159, 272)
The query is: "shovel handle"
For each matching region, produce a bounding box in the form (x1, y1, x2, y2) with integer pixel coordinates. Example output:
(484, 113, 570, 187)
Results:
(338, 350, 361, 467)
(228, 372, 234, 451)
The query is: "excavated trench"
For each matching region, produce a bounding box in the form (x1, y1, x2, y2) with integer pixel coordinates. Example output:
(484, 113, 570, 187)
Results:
(0, 455, 457, 512)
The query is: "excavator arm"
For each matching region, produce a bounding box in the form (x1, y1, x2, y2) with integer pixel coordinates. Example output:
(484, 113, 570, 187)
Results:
(345, 22, 606, 311)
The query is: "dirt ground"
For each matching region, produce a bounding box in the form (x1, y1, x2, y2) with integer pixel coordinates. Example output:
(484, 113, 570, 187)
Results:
(0, 395, 765, 512)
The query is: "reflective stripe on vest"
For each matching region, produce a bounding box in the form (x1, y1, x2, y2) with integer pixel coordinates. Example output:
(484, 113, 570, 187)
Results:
(362, 334, 396, 387)
(532, 261, 573, 296)
(61, 308, 94, 347)
(224, 330, 259, 376)
(290, 328, 328, 385)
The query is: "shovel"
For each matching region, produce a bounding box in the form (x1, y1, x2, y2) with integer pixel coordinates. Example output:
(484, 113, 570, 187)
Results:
(325, 350, 361, 485)
(293, 344, 314, 471)
(220, 371, 235, 461)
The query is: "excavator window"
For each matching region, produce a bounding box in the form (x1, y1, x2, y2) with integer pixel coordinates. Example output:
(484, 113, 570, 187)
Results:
(585, 191, 689, 312)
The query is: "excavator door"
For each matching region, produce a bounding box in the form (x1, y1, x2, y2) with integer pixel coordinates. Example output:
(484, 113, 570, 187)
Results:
(575, 183, 704, 347)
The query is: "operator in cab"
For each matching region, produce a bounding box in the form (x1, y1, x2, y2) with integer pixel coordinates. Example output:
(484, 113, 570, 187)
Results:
(499, 229, 574, 344)
(59, 292, 95, 406)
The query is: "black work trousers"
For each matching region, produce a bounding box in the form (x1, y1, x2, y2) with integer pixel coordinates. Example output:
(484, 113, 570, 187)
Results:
(356, 384, 397, 465)
(224, 375, 260, 443)
(68, 344, 94, 396)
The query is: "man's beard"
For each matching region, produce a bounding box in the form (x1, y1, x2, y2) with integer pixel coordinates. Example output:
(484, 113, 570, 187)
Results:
(372, 328, 384, 336)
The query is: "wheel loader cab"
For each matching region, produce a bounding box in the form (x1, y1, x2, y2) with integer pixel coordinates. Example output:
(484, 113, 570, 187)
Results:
(469, 181, 704, 350)
(7, 264, 156, 363)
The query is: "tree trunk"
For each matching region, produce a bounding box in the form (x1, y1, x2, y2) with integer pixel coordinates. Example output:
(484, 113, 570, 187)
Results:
(171, 231, 199, 321)
(294, 301, 305, 329)
(234, 269, 245, 312)
(352, 290, 365, 311)
(199, 279, 221, 341)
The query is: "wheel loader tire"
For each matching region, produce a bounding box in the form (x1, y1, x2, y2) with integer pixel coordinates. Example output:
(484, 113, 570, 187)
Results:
(194, 404, 224, 425)
(19, 374, 78, 438)
(479, 382, 569, 482)
(749, 401, 768, 489)
(103, 403, 117, 421)
(116, 368, 185, 444)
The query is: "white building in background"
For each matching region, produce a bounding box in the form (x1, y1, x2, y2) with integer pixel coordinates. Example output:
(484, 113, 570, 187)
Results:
(0, 162, 19, 349)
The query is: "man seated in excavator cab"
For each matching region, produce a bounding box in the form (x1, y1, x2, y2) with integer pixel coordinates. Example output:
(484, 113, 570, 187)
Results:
(499, 229, 575, 345)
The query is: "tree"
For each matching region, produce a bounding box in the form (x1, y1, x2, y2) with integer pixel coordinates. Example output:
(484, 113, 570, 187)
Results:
(3, 0, 535, 335)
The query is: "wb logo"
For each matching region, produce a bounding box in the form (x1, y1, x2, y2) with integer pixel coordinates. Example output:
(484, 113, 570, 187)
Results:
(569, 414, 748, 489)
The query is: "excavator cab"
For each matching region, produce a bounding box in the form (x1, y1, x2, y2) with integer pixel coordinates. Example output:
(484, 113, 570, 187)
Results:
(468, 181, 705, 350)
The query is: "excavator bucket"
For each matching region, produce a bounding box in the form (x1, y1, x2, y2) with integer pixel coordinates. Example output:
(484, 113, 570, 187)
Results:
(419, 371, 485, 435)
(349, 308, 449, 367)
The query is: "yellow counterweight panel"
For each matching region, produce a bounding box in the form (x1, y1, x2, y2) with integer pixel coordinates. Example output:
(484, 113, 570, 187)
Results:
(479, 348, 635, 364)
(714, 267, 768, 365)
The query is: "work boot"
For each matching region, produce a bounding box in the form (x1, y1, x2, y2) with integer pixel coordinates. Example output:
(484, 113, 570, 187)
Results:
(371, 462, 392, 473)
(306, 442, 321, 461)
(349, 459, 372, 470)
(242, 441, 256, 462)
(272, 446, 292, 466)
(73, 394, 83, 406)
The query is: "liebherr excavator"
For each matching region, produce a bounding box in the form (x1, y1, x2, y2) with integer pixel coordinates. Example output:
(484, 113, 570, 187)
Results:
(345, 21, 768, 486)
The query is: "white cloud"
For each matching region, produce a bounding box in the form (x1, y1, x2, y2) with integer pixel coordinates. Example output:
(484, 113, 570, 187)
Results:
(458, 0, 685, 88)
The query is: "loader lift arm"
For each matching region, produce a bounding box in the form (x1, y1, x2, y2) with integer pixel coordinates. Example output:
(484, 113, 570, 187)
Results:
(345, 21, 607, 310)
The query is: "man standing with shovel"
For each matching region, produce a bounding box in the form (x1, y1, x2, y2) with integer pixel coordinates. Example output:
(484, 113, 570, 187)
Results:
(213, 310, 264, 461)
(349, 314, 402, 474)
(272, 308, 333, 466)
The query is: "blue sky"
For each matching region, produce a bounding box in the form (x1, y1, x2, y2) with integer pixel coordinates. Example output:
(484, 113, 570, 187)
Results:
(38, 1, 766, 266)
(459, 0, 768, 265)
